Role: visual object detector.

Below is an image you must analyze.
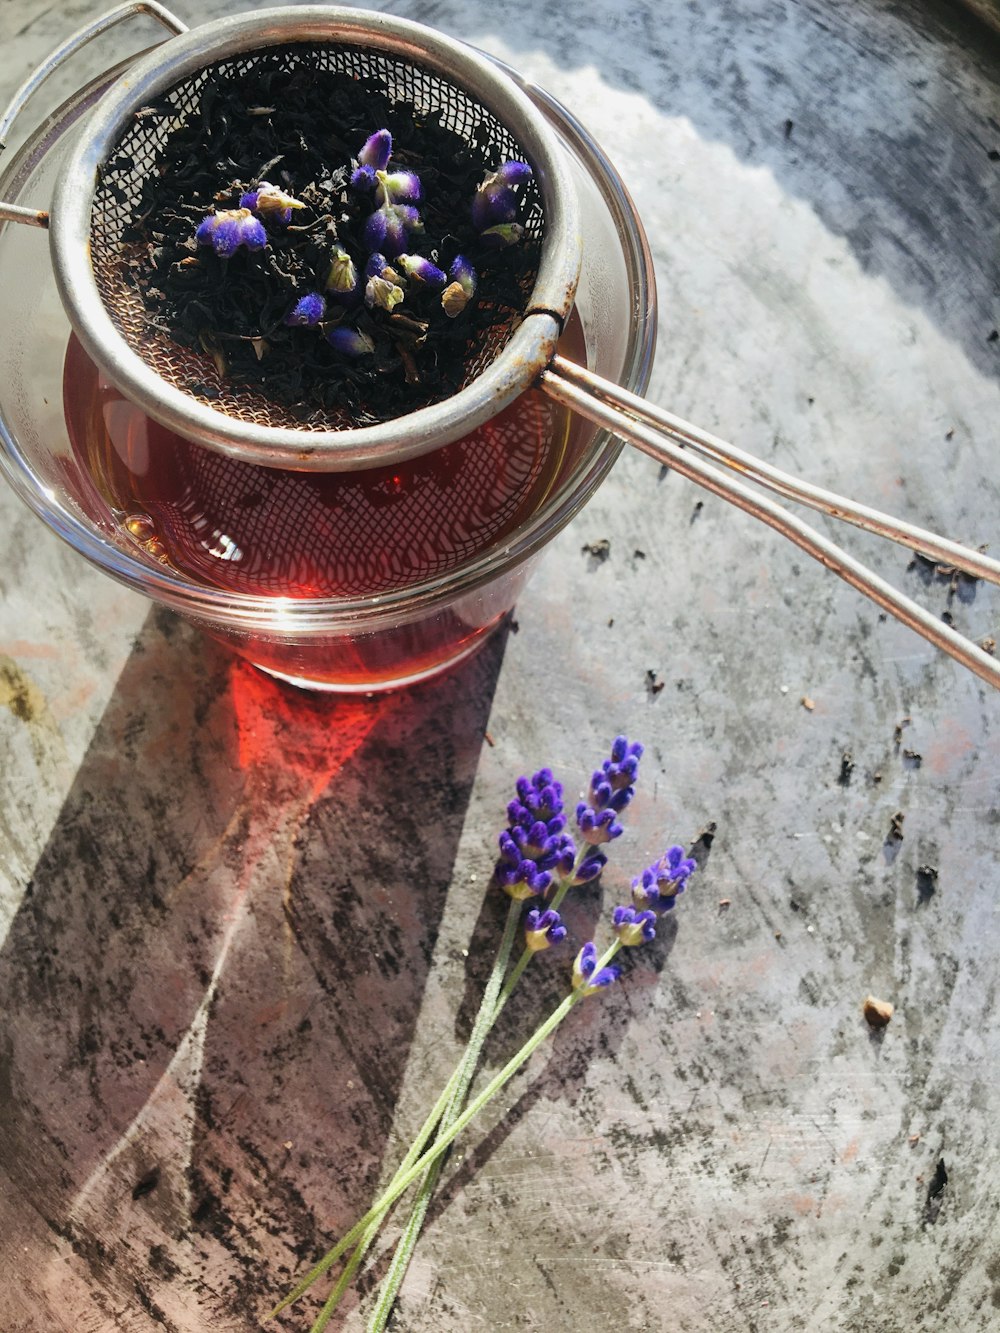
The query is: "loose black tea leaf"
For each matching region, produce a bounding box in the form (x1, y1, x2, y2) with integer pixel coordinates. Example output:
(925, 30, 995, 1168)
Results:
(114, 53, 540, 424)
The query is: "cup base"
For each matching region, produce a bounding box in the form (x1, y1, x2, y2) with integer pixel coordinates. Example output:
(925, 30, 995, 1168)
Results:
(243, 617, 500, 693)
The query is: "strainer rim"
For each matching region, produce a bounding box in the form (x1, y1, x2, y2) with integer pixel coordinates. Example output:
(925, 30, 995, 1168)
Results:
(49, 5, 582, 471)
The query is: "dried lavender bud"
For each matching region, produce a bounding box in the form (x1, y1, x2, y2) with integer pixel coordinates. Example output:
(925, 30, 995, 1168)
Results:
(480, 222, 525, 249)
(240, 181, 306, 224)
(441, 255, 478, 316)
(492, 160, 533, 188)
(450, 255, 478, 299)
(284, 292, 326, 327)
(364, 203, 421, 258)
(471, 182, 517, 231)
(326, 326, 375, 357)
(195, 208, 268, 257)
(325, 245, 358, 295)
(397, 254, 447, 288)
(358, 128, 392, 171)
(376, 170, 422, 206)
(365, 274, 405, 312)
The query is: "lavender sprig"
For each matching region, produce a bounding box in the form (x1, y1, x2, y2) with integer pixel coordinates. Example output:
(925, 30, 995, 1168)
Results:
(273, 738, 687, 1333)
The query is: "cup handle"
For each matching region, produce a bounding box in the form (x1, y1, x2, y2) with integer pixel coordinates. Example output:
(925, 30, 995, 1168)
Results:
(0, 0, 188, 227)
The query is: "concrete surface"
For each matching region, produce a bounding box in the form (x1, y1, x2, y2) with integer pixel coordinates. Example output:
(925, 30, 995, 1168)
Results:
(0, 0, 999, 1330)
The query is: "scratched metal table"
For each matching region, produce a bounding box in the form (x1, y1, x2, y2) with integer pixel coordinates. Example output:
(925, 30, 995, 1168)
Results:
(1, 1, 999, 1330)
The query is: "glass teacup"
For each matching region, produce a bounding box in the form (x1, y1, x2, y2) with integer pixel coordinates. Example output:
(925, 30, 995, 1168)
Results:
(0, 55, 655, 692)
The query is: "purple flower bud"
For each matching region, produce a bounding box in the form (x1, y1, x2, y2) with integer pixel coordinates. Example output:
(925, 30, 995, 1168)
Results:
(397, 254, 447, 288)
(377, 170, 422, 205)
(351, 164, 377, 192)
(599, 737, 644, 792)
(576, 803, 623, 845)
(493, 160, 533, 188)
(472, 183, 517, 231)
(572, 942, 620, 995)
(326, 326, 375, 357)
(364, 204, 419, 258)
(498, 861, 551, 901)
(450, 256, 478, 299)
(480, 222, 525, 249)
(284, 292, 326, 326)
(358, 129, 392, 172)
(195, 208, 267, 257)
(525, 908, 567, 953)
(572, 853, 606, 884)
(612, 905, 657, 947)
(632, 845, 697, 914)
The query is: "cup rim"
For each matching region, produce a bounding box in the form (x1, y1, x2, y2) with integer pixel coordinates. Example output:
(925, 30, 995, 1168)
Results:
(0, 48, 657, 632)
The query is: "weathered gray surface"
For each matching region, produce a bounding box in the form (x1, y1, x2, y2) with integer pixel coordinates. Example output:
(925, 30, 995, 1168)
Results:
(1, 0, 999, 1330)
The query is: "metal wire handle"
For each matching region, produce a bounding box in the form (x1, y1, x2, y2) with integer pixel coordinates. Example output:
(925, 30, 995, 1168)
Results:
(541, 356, 1000, 690)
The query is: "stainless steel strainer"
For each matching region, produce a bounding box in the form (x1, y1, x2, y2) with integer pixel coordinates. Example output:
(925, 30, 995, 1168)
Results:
(1, 1, 998, 688)
(0, 2, 580, 470)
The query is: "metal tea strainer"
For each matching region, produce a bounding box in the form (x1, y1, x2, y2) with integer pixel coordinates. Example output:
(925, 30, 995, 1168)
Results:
(1, 2, 998, 688)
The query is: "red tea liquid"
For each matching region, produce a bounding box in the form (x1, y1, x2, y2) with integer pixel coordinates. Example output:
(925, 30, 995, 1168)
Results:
(62, 323, 585, 600)
(62, 319, 591, 686)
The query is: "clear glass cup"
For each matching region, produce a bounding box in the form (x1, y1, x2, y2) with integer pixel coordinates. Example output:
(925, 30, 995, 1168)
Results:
(0, 53, 656, 692)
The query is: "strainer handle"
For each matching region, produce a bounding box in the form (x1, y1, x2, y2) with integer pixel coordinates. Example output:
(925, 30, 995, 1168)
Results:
(542, 356, 1000, 691)
(0, 1, 188, 164)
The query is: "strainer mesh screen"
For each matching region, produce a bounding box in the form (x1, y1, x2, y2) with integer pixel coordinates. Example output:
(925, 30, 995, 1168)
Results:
(89, 42, 545, 433)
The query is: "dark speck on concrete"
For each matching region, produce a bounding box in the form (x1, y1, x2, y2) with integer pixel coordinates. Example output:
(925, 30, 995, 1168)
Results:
(924, 1159, 949, 1225)
(916, 864, 939, 903)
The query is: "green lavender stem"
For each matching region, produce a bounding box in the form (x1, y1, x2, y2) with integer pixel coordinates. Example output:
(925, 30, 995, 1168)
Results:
(280, 939, 622, 1329)
(365, 900, 523, 1331)
(364, 858, 595, 1330)
(272, 853, 599, 1326)
(277, 899, 523, 1330)
(269, 1072, 459, 1320)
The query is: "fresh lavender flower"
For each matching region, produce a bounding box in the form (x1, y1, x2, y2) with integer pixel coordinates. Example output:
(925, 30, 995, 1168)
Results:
(576, 735, 643, 844)
(195, 208, 267, 257)
(240, 181, 306, 224)
(496, 766, 575, 900)
(441, 256, 478, 318)
(480, 222, 525, 249)
(397, 254, 447, 288)
(576, 806, 625, 845)
(326, 245, 358, 295)
(508, 768, 563, 825)
(572, 852, 607, 884)
(284, 292, 326, 327)
(326, 326, 375, 357)
(598, 736, 645, 793)
(631, 845, 697, 914)
(612, 905, 657, 947)
(571, 941, 621, 995)
(524, 908, 567, 953)
(495, 856, 551, 902)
